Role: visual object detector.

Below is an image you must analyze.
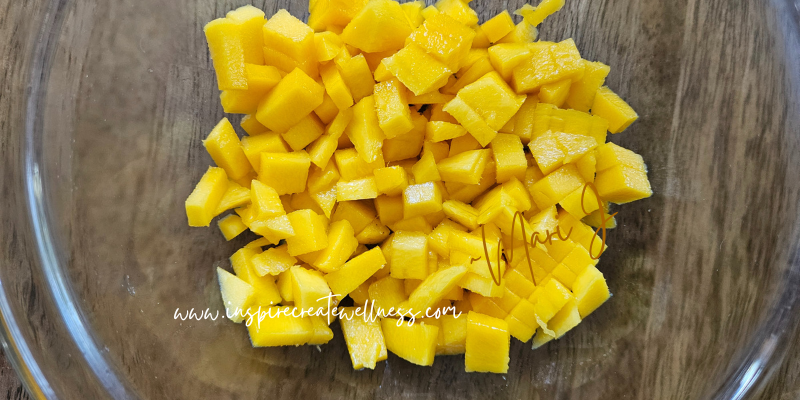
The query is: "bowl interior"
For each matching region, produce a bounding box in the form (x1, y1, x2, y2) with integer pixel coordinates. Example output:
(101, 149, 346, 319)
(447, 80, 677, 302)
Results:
(16, 0, 800, 398)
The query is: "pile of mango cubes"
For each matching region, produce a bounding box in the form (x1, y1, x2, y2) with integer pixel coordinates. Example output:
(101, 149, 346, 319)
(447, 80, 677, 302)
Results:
(186, 0, 652, 373)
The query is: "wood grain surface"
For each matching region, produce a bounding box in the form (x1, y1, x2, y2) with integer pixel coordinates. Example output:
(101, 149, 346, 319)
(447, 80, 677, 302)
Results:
(2, 0, 800, 399)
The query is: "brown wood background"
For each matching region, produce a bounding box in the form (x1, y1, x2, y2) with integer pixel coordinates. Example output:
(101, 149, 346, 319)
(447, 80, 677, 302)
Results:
(3, 0, 800, 398)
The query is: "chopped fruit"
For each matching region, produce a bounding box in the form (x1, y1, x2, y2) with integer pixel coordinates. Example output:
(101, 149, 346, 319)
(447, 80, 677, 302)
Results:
(406, 265, 468, 312)
(339, 308, 387, 369)
(218, 214, 248, 240)
(247, 307, 315, 346)
(290, 266, 333, 311)
(285, 209, 329, 256)
(203, 118, 254, 183)
(186, 167, 229, 227)
(403, 182, 444, 219)
(341, 0, 414, 53)
(374, 79, 414, 138)
(217, 267, 254, 323)
(407, 13, 475, 72)
(251, 246, 297, 276)
(591, 86, 638, 133)
(512, 39, 584, 94)
(259, 151, 311, 195)
(595, 164, 652, 204)
(465, 312, 510, 373)
(326, 247, 387, 297)
(381, 319, 439, 366)
(566, 60, 610, 112)
(374, 166, 409, 196)
(204, 18, 248, 90)
(390, 231, 430, 280)
(256, 68, 324, 133)
(481, 11, 515, 43)
(516, 0, 565, 27)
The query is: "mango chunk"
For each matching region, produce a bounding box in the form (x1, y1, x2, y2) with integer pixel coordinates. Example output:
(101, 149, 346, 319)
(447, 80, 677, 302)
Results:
(512, 39, 584, 94)
(369, 276, 407, 312)
(516, 0, 565, 27)
(465, 312, 510, 373)
(566, 60, 610, 112)
(240, 114, 268, 136)
(225, 5, 266, 65)
(230, 248, 283, 307)
(259, 151, 311, 195)
(383, 112, 427, 162)
(290, 266, 332, 312)
(248, 307, 314, 346)
(309, 0, 369, 31)
(257, 68, 324, 132)
(481, 11, 515, 43)
(186, 167, 229, 227)
(390, 231, 430, 280)
(426, 121, 467, 142)
(572, 265, 611, 318)
(407, 13, 475, 72)
(437, 149, 491, 185)
(320, 62, 355, 110)
(203, 118, 253, 183)
(594, 164, 652, 204)
(381, 319, 439, 366)
(262, 10, 318, 77)
(374, 166, 409, 196)
(339, 307, 387, 369)
(406, 265, 468, 312)
(312, 220, 358, 272)
(530, 164, 585, 210)
(490, 133, 527, 183)
(383, 43, 452, 96)
(331, 200, 377, 234)
(326, 247, 387, 297)
(412, 151, 442, 183)
(595, 142, 646, 172)
(218, 214, 248, 240)
(435, 0, 478, 26)
(241, 133, 290, 172)
(531, 299, 581, 349)
(217, 267, 254, 323)
(204, 18, 248, 90)
(488, 43, 531, 82)
(591, 86, 638, 133)
(341, 0, 414, 53)
(374, 79, 414, 138)
(285, 209, 329, 256)
(538, 79, 571, 108)
(251, 245, 297, 276)
(346, 96, 385, 163)
(403, 182, 444, 219)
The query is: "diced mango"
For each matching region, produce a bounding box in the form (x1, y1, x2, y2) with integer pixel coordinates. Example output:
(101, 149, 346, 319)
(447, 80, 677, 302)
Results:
(339, 307, 387, 369)
(530, 164, 585, 210)
(516, 0, 564, 26)
(368, 276, 407, 312)
(186, 167, 229, 227)
(435, 0, 478, 26)
(374, 79, 414, 138)
(383, 112, 426, 162)
(487, 43, 531, 82)
(326, 247, 387, 296)
(240, 114, 268, 136)
(383, 43, 452, 96)
(531, 299, 581, 349)
(259, 151, 311, 195)
(406, 265, 468, 312)
(341, 0, 414, 53)
(412, 151, 442, 183)
(331, 200, 376, 234)
(251, 245, 297, 276)
(290, 266, 333, 312)
(217, 267, 254, 323)
(263, 9, 318, 77)
(257, 68, 324, 132)
(285, 209, 329, 256)
(595, 142, 646, 172)
(403, 182, 444, 219)
(346, 96, 385, 163)
(465, 312, 510, 373)
(512, 39, 584, 94)
(390, 231, 430, 280)
(308, 0, 369, 31)
(407, 13, 475, 71)
(204, 18, 248, 90)
(426, 121, 467, 143)
(591, 86, 638, 133)
(204, 118, 253, 183)
(218, 214, 248, 240)
(381, 319, 439, 366)
(595, 164, 652, 204)
(538, 79, 571, 108)
(375, 195, 405, 226)
(230, 248, 283, 307)
(566, 60, 610, 112)
(248, 307, 314, 346)
(281, 113, 325, 151)
(374, 166, 409, 196)
(437, 149, 491, 185)
(241, 133, 289, 171)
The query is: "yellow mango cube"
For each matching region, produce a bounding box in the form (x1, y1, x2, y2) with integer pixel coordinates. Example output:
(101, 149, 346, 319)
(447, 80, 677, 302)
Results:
(390, 231, 430, 280)
(374, 79, 414, 138)
(435, 0, 479, 26)
(249, 215, 295, 244)
(490, 133, 527, 183)
(285, 209, 329, 256)
(315, 92, 341, 123)
(465, 312, 510, 373)
(512, 39, 584, 93)
(406, 265, 468, 312)
(368, 276, 407, 312)
(331, 200, 376, 234)
(241, 133, 289, 172)
(251, 245, 297, 276)
(240, 114, 268, 136)
(339, 307, 387, 369)
(336, 177, 379, 201)
(308, 0, 369, 31)
(559, 184, 600, 219)
(204, 18, 247, 90)
(310, 220, 357, 273)
(426, 121, 467, 142)
(530, 164, 585, 210)
(326, 247, 387, 297)
(412, 151, 442, 184)
(538, 79, 571, 108)
(442, 200, 478, 230)
(314, 31, 344, 62)
(320, 62, 355, 110)
(427, 220, 468, 257)
(281, 113, 325, 151)
(496, 21, 538, 44)
(516, 0, 564, 26)
(383, 112, 426, 162)
(335, 53, 375, 102)
(452, 72, 526, 145)
(531, 278, 572, 323)
(277, 269, 294, 302)
(346, 96, 385, 163)
(247, 307, 314, 346)
(437, 149, 491, 185)
(595, 142, 646, 172)
(375, 195, 405, 226)
(566, 60, 610, 112)
(383, 43, 452, 96)
(381, 319, 439, 366)
(186, 167, 228, 227)
(334, 148, 383, 180)
(230, 248, 283, 307)
(400, 0, 426, 27)
(262, 10, 318, 77)
(572, 265, 611, 318)
(226, 5, 266, 65)
(256, 68, 324, 133)
(403, 182, 444, 219)
(290, 266, 332, 312)
(433, 314, 467, 355)
(531, 299, 581, 349)
(259, 151, 311, 195)
(591, 86, 638, 133)
(374, 166, 409, 196)
(308, 316, 335, 345)
(482, 11, 515, 43)
(250, 180, 285, 220)
(459, 272, 504, 298)
(487, 43, 531, 82)
(341, 0, 414, 53)
(407, 13, 475, 72)
(595, 164, 652, 204)
(217, 267, 254, 323)
(203, 118, 253, 183)
(355, 220, 391, 244)
(217, 214, 247, 240)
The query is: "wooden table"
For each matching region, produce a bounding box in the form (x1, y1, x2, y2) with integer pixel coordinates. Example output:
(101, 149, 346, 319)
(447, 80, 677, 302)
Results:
(2, 0, 800, 398)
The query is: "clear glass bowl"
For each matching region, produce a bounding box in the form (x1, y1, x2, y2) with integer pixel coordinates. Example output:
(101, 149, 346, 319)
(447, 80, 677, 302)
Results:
(5, 0, 800, 398)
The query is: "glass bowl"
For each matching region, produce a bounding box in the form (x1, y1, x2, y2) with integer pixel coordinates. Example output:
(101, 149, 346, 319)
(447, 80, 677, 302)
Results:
(4, 0, 800, 398)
